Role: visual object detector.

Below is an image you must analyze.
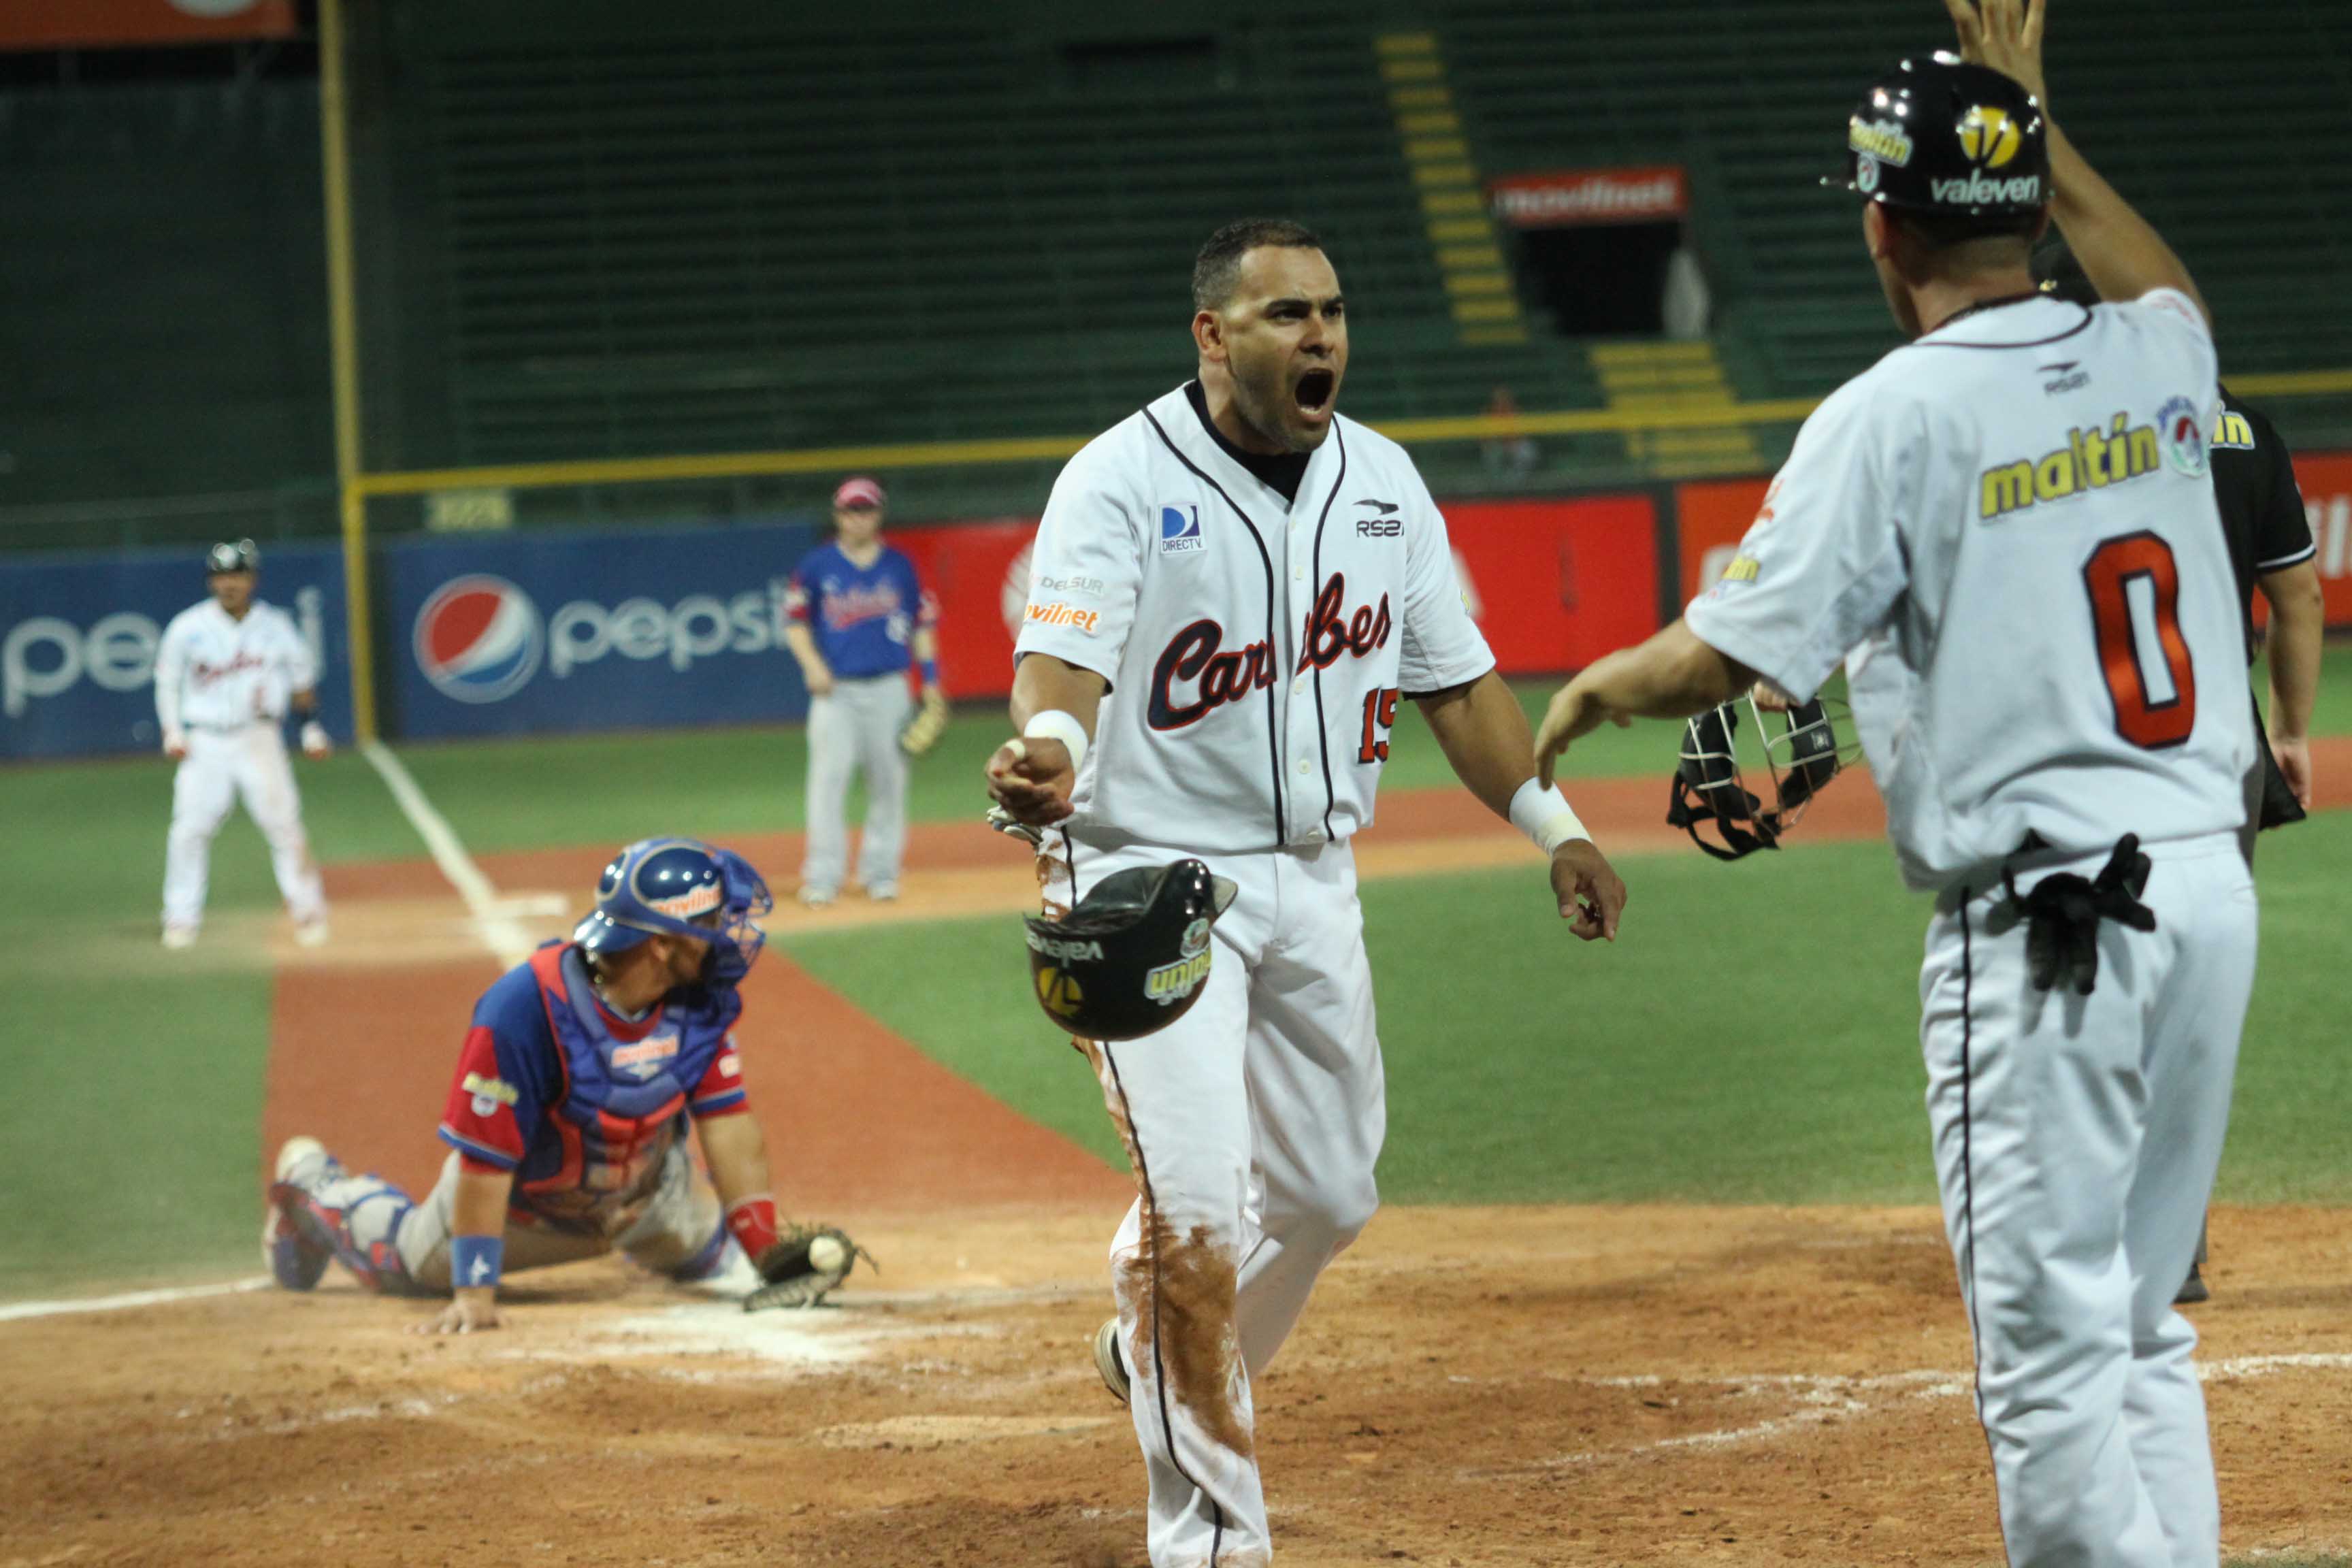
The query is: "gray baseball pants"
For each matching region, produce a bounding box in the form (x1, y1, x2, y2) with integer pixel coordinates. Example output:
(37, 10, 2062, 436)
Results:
(802, 673, 913, 896)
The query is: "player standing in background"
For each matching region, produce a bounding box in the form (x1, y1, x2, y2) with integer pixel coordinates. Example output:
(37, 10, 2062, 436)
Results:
(1535, 5, 2255, 1563)
(782, 476, 942, 906)
(2038, 247, 2326, 1305)
(987, 217, 1626, 1568)
(262, 838, 867, 1328)
(153, 538, 331, 949)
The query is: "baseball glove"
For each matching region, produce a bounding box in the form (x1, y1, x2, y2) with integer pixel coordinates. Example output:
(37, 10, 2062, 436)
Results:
(744, 1223, 875, 1312)
(899, 689, 951, 756)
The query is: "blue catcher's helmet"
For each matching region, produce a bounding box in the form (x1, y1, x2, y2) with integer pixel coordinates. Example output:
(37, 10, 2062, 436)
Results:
(572, 837, 772, 986)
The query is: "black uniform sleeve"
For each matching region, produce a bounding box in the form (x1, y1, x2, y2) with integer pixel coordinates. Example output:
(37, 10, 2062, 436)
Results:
(2243, 403, 2317, 572)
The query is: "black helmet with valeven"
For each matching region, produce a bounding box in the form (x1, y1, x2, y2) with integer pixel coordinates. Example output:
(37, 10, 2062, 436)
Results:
(1022, 859, 1239, 1042)
(1830, 53, 2048, 224)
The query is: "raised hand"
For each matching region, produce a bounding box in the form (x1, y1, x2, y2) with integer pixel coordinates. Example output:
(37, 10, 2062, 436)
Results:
(1944, 0, 2049, 108)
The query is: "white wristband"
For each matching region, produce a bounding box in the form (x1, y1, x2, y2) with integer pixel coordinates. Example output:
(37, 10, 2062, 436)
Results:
(1022, 708, 1089, 777)
(1509, 777, 1591, 855)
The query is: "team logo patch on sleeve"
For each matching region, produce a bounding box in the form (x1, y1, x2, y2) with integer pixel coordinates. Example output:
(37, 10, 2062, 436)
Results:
(1160, 505, 1205, 555)
(2156, 396, 2210, 476)
(463, 1071, 518, 1117)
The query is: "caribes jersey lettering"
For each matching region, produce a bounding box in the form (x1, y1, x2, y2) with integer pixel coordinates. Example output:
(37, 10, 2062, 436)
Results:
(1149, 574, 1392, 731)
(1013, 385, 1496, 852)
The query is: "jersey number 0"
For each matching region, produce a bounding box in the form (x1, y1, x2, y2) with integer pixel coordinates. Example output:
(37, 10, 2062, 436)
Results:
(2082, 532, 2197, 751)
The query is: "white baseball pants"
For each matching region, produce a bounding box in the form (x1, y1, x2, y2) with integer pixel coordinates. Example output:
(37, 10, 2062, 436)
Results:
(801, 674, 913, 896)
(1052, 834, 1384, 1568)
(161, 723, 325, 932)
(1921, 832, 2256, 1568)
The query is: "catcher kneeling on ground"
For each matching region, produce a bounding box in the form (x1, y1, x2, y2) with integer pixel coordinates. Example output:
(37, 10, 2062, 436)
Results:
(264, 836, 868, 1330)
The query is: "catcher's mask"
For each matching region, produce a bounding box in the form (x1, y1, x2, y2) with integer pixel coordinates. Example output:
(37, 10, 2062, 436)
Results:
(1023, 859, 1239, 1041)
(573, 836, 773, 986)
(1667, 694, 1852, 862)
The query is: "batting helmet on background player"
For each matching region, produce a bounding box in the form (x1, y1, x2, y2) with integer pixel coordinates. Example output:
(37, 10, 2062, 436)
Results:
(574, 836, 774, 985)
(1024, 859, 1238, 1041)
(1829, 53, 2048, 224)
(206, 538, 259, 576)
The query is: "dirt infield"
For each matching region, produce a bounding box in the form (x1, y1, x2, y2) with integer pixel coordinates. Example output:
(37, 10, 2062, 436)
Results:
(20, 748, 2343, 1565)
(8, 1203, 2352, 1566)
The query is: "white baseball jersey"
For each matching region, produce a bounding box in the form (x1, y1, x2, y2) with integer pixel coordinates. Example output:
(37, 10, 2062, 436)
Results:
(1015, 382, 1494, 853)
(1685, 289, 2255, 891)
(154, 599, 316, 734)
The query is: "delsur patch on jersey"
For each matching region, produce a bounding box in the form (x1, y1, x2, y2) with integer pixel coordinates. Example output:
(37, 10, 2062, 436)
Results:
(1159, 504, 1205, 555)
(463, 1071, 518, 1117)
(1978, 406, 2191, 519)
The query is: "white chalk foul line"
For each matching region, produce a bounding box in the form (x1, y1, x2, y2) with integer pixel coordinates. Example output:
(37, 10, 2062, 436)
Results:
(1515, 1354, 2352, 1469)
(360, 738, 534, 966)
(0, 1276, 271, 1324)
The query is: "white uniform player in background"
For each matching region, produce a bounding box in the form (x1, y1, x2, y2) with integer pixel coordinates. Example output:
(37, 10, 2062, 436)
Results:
(154, 538, 332, 949)
(1535, 10, 2255, 1567)
(986, 218, 1627, 1568)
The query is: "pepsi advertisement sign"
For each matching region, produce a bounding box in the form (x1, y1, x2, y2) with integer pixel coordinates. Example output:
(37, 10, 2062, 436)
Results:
(385, 521, 824, 738)
(0, 540, 351, 760)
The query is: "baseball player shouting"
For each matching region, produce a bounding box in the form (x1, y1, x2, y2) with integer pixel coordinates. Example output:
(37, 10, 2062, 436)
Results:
(987, 218, 1627, 1568)
(782, 476, 943, 905)
(153, 538, 331, 949)
(263, 838, 866, 1328)
(1535, 8, 2255, 1565)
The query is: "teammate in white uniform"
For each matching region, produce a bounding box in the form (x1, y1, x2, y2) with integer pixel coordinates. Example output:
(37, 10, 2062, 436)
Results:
(986, 218, 1627, 1568)
(154, 539, 331, 949)
(1534, 12, 2255, 1566)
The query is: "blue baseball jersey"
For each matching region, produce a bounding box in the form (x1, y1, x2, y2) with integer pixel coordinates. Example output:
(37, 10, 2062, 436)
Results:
(438, 943, 749, 1228)
(784, 542, 938, 679)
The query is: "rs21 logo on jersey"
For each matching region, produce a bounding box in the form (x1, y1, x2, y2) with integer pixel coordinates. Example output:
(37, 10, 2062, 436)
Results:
(1160, 505, 1205, 555)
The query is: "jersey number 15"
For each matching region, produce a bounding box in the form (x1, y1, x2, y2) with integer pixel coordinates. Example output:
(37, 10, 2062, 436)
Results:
(2082, 532, 2197, 751)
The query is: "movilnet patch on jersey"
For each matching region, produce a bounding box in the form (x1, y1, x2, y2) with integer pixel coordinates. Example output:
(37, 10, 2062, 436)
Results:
(1160, 505, 1206, 555)
(1024, 601, 1103, 636)
(1978, 407, 2198, 519)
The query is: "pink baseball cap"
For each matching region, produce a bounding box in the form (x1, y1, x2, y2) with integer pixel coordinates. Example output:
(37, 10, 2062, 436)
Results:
(832, 475, 887, 511)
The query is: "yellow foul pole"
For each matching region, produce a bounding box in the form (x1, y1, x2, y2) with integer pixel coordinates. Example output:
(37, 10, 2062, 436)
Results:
(316, 0, 376, 740)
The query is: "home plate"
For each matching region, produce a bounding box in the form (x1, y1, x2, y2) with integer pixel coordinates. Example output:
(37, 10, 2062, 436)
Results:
(592, 1303, 889, 1368)
(811, 1414, 1121, 1448)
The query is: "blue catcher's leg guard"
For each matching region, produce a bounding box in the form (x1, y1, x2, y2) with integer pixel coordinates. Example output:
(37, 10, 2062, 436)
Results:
(265, 1136, 422, 1294)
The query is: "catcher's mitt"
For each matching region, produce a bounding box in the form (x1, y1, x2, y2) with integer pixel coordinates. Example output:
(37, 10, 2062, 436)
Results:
(744, 1224, 875, 1312)
(899, 689, 950, 756)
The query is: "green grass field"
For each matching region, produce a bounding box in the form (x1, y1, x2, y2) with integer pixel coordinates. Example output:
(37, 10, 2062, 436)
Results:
(4, 651, 2349, 1291)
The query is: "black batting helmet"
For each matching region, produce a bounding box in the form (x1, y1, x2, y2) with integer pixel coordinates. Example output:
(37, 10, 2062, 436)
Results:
(1023, 859, 1237, 1042)
(1829, 54, 2048, 224)
(206, 538, 259, 576)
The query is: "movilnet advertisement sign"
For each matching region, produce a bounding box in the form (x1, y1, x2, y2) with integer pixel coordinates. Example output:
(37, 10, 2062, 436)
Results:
(1486, 167, 1688, 228)
(0, 541, 350, 761)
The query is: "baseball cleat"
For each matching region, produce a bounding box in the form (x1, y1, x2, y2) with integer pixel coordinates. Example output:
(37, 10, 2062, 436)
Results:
(864, 883, 899, 902)
(1094, 1316, 1130, 1406)
(2175, 1263, 2210, 1305)
(262, 1136, 334, 1290)
(161, 924, 198, 949)
(798, 886, 836, 909)
(293, 919, 330, 949)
